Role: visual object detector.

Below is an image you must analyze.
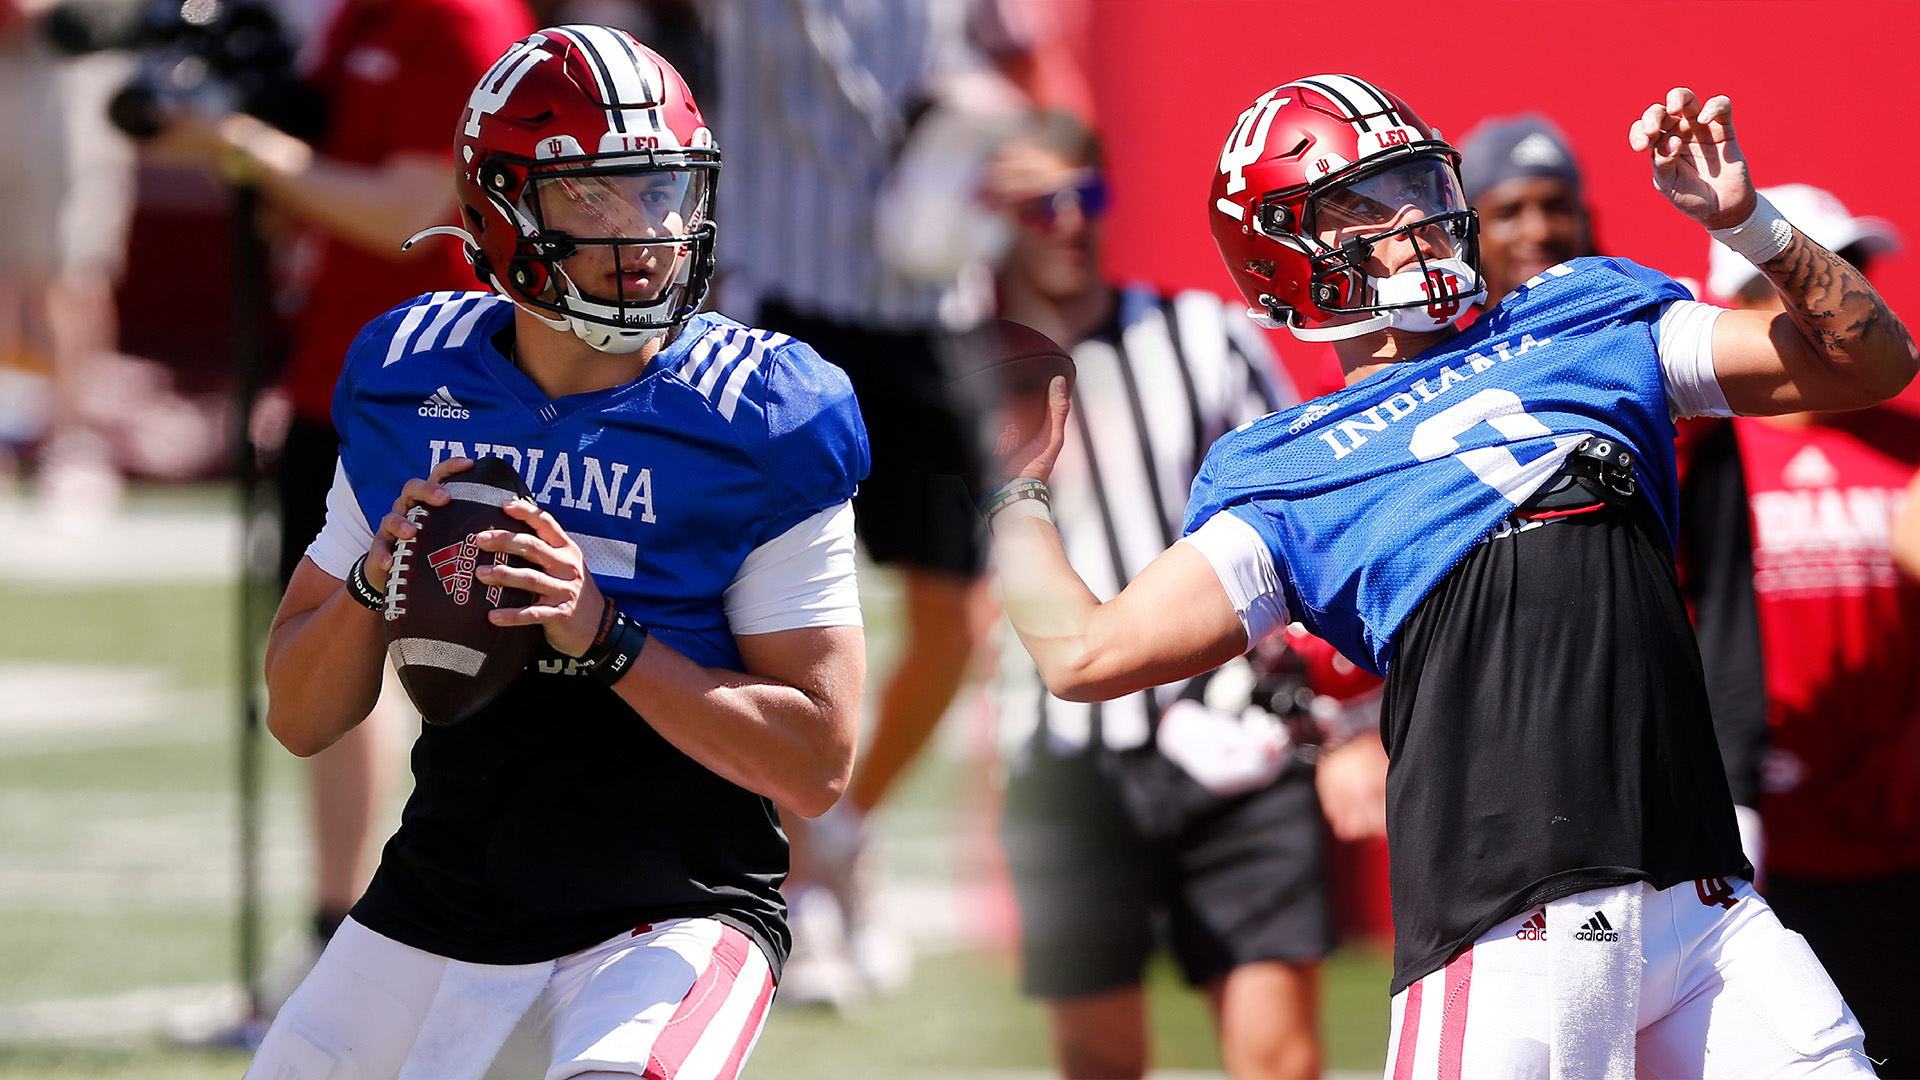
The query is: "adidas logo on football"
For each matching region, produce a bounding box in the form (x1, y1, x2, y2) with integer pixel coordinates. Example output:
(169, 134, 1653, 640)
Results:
(1514, 910, 1547, 941)
(419, 386, 471, 419)
(427, 534, 504, 606)
(1574, 910, 1619, 942)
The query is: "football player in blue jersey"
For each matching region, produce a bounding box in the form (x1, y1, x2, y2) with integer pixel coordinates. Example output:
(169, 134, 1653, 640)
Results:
(986, 76, 1916, 1078)
(244, 28, 868, 1080)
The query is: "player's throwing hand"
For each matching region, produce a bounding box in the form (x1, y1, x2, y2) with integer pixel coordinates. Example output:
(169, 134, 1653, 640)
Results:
(1012, 375, 1072, 485)
(474, 499, 605, 658)
(1629, 87, 1756, 230)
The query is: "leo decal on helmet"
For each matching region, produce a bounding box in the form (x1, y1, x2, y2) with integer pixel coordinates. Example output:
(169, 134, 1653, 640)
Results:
(1208, 74, 1486, 342)
(408, 26, 720, 355)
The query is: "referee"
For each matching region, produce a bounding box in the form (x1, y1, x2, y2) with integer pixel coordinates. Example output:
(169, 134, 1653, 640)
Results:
(709, 0, 1042, 1001)
(986, 112, 1334, 1080)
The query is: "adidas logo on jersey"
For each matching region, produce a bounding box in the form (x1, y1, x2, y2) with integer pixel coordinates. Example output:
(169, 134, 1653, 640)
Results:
(1574, 910, 1619, 942)
(1782, 444, 1839, 488)
(1514, 909, 1547, 941)
(419, 386, 471, 419)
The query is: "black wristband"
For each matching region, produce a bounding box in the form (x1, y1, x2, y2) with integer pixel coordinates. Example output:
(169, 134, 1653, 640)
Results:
(578, 599, 649, 686)
(345, 554, 387, 613)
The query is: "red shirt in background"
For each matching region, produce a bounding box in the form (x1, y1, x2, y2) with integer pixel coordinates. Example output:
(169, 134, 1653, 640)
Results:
(284, 0, 534, 426)
(1736, 410, 1920, 879)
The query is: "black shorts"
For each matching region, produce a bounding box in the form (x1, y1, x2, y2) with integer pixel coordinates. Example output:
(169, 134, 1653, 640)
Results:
(999, 743, 1332, 999)
(1766, 868, 1920, 1077)
(276, 417, 340, 591)
(753, 299, 985, 577)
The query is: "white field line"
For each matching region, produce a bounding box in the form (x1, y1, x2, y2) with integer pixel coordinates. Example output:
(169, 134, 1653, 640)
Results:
(0, 788, 309, 912)
(0, 663, 237, 747)
(0, 504, 241, 585)
(0, 981, 248, 1042)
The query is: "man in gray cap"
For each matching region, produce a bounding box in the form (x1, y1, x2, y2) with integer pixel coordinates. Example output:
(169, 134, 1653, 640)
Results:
(1460, 114, 1595, 306)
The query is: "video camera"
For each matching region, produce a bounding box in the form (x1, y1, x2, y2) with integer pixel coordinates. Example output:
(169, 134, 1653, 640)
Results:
(42, 0, 322, 140)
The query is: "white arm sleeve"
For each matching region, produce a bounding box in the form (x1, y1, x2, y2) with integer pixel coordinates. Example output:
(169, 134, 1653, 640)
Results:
(304, 459, 376, 580)
(1659, 299, 1734, 419)
(1177, 510, 1288, 647)
(724, 501, 863, 634)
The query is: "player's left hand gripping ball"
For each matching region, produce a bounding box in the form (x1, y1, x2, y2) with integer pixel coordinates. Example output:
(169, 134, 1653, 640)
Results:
(381, 456, 545, 724)
(944, 319, 1076, 495)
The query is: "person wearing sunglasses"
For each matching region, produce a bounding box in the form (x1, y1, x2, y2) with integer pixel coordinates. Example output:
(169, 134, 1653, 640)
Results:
(986, 111, 1361, 1080)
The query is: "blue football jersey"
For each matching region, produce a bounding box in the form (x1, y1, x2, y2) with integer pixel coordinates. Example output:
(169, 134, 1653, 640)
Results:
(332, 291, 870, 673)
(1185, 257, 1695, 674)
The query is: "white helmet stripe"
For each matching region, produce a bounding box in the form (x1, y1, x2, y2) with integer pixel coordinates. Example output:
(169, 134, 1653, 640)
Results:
(1318, 74, 1396, 115)
(1290, 75, 1372, 132)
(555, 24, 660, 135)
(1292, 74, 1401, 135)
(589, 26, 664, 132)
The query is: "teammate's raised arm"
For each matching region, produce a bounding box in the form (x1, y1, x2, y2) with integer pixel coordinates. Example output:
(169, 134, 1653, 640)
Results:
(1631, 88, 1919, 415)
(989, 378, 1250, 702)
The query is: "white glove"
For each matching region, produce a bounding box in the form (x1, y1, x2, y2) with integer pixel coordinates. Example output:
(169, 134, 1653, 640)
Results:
(1156, 699, 1290, 797)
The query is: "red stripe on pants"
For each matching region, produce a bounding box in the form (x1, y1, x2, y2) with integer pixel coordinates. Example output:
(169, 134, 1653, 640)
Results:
(1393, 978, 1425, 1080)
(712, 968, 775, 1080)
(1436, 949, 1474, 1080)
(645, 927, 751, 1079)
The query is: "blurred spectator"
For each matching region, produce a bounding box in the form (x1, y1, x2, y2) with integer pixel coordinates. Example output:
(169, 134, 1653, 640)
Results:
(708, 0, 1078, 1005)
(1687, 184, 1919, 1078)
(1459, 114, 1592, 306)
(987, 111, 1355, 1080)
(143, 0, 533, 1012)
(0, 0, 134, 510)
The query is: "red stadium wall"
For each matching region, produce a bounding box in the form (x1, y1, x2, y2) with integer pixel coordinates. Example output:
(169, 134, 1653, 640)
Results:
(1089, 0, 1920, 403)
(1088, 0, 1920, 939)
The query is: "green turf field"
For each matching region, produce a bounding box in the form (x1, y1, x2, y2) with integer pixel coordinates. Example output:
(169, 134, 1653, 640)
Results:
(0, 490, 1392, 1078)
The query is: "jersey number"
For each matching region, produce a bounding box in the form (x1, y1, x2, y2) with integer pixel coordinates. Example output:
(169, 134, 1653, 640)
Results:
(1408, 388, 1553, 503)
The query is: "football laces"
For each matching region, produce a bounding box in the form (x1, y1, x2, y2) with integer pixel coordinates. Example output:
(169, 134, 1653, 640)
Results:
(384, 505, 428, 622)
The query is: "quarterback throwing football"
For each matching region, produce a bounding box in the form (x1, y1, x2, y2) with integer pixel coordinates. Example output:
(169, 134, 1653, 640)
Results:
(249, 28, 867, 1080)
(989, 77, 1913, 1078)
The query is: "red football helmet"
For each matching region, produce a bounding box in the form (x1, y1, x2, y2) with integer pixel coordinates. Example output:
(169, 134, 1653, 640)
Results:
(1208, 75, 1484, 342)
(412, 26, 718, 354)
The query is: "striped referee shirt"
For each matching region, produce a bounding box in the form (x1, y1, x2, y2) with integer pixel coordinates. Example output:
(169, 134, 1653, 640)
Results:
(710, 0, 986, 329)
(997, 287, 1296, 757)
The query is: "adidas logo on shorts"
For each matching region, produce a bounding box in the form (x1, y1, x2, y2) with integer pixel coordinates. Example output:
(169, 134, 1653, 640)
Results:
(1574, 910, 1619, 942)
(419, 386, 471, 419)
(1514, 909, 1547, 941)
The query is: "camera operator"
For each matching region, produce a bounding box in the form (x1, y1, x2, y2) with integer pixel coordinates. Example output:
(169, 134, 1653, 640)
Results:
(145, 0, 533, 994)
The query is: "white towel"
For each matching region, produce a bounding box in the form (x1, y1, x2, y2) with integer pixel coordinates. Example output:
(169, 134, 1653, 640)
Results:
(1547, 882, 1643, 1080)
(397, 957, 556, 1080)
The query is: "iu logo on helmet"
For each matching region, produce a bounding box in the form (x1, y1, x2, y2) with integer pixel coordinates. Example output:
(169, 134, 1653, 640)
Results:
(1424, 270, 1462, 320)
(996, 424, 1022, 456)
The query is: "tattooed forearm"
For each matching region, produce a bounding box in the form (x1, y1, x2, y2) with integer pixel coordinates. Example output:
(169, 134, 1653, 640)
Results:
(1759, 227, 1919, 384)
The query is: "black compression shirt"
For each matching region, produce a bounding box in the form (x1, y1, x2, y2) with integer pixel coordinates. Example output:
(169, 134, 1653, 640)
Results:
(1379, 498, 1749, 994)
(351, 668, 790, 974)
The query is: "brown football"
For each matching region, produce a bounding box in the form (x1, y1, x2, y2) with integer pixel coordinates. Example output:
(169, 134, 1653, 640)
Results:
(381, 456, 544, 725)
(943, 319, 1076, 495)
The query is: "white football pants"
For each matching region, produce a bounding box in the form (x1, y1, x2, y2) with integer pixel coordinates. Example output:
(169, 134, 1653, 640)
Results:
(244, 915, 775, 1080)
(1385, 878, 1871, 1079)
